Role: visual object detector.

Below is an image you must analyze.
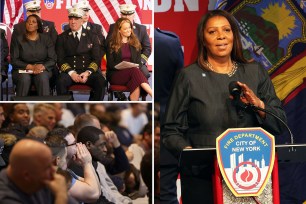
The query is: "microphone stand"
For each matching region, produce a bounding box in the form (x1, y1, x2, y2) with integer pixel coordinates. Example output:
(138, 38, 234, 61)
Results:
(247, 104, 295, 152)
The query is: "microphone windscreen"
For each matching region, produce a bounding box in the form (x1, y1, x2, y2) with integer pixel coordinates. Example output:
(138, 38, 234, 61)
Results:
(229, 81, 241, 96)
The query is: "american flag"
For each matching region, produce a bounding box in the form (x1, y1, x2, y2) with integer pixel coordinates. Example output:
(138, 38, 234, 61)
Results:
(2, 0, 23, 30)
(88, 0, 143, 36)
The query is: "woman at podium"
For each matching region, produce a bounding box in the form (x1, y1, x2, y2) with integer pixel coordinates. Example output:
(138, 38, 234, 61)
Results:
(161, 10, 287, 203)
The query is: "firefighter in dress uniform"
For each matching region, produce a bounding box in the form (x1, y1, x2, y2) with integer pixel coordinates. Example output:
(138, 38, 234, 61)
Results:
(56, 7, 106, 101)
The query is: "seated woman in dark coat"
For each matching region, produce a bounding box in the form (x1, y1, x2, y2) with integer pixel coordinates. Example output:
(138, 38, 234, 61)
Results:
(106, 18, 152, 101)
(10, 14, 56, 96)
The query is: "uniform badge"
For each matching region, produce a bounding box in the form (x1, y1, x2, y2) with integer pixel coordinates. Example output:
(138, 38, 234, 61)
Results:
(216, 127, 275, 197)
(69, 32, 72, 35)
(82, 33, 86, 36)
(44, 0, 55, 9)
(88, 43, 93, 48)
(87, 26, 90, 30)
(43, 26, 49, 33)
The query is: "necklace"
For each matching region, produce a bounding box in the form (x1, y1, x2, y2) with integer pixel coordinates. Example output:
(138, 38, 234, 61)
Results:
(26, 33, 39, 41)
(204, 60, 238, 77)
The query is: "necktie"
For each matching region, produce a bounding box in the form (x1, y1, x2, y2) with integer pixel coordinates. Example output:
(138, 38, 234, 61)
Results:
(74, 32, 79, 43)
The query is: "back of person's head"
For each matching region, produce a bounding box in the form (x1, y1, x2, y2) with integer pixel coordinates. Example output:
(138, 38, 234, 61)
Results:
(140, 150, 152, 195)
(0, 133, 17, 168)
(197, 9, 247, 68)
(141, 122, 152, 137)
(47, 127, 71, 139)
(8, 139, 54, 194)
(105, 104, 122, 125)
(131, 103, 148, 116)
(73, 114, 100, 135)
(77, 126, 104, 144)
(89, 104, 106, 116)
(140, 122, 152, 149)
(124, 163, 141, 195)
(44, 134, 68, 170)
(27, 126, 49, 140)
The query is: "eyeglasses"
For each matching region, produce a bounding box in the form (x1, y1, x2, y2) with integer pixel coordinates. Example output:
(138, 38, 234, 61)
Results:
(67, 142, 77, 147)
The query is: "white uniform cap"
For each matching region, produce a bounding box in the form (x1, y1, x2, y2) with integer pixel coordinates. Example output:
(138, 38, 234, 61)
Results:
(68, 7, 85, 18)
(24, 0, 41, 11)
(119, 4, 136, 15)
(73, 0, 91, 11)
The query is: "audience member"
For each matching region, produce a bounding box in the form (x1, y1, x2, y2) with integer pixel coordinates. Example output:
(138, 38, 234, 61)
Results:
(44, 133, 101, 203)
(31, 104, 56, 131)
(73, 114, 130, 174)
(120, 104, 148, 136)
(73, 113, 101, 135)
(107, 3, 151, 79)
(10, 14, 56, 96)
(0, 139, 6, 170)
(123, 163, 141, 199)
(12, 0, 58, 44)
(128, 123, 151, 170)
(141, 149, 159, 204)
(89, 104, 106, 117)
(105, 104, 134, 149)
(27, 126, 49, 140)
(0, 134, 17, 170)
(0, 139, 76, 203)
(74, 126, 132, 204)
(46, 128, 76, 167)
(0, 105, 5, 128)
(51, 103, 75, 128)
(2, 103, 30, 138)
(106, 18, 152, 101)
(56, 7, 106, 101)
(154, 121, 160, 148)
(125, 123, 151, 198)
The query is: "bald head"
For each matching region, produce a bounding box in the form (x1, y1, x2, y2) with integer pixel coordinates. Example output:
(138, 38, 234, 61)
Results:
(8, 139, 54, 194)
(10, 139, 51, 168)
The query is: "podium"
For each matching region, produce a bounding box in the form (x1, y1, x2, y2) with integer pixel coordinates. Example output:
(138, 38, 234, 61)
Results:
(179, 144, 306, 204)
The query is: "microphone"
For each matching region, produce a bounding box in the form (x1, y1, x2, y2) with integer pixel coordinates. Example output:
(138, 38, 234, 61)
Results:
(228, 81, 294, 145)
(229, 81, 248, 109)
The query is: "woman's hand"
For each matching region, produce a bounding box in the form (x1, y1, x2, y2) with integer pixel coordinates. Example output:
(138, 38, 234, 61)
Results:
(237, 81, 266, 118)
(25, 64, 35, 71)
(33, 64, 45, 74)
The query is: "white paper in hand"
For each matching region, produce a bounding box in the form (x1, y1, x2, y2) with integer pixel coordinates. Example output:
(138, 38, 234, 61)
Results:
(19, 70, 34, 74)
(114, 61, 139, 69)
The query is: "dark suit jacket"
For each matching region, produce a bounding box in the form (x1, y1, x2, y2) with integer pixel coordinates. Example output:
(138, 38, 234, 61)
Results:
(0, 29, 9, 75)
(10, 33, 56, 72)
(106, 22, 151, 63)
(154, 28, 184, 165)
(64, 22, 106, 57)
(12, 20, 58, 44)
(105, 43, 141, 80)
(56, 27, 100, 74)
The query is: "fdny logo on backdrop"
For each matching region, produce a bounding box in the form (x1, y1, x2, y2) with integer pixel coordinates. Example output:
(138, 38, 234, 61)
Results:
(216, 128, 275, 197)
(44, 0, 54, 9)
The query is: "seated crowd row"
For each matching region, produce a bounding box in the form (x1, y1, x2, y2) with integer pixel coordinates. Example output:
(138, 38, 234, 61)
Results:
(1, 0, 153, 101)
(0, 103, 157, 203)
